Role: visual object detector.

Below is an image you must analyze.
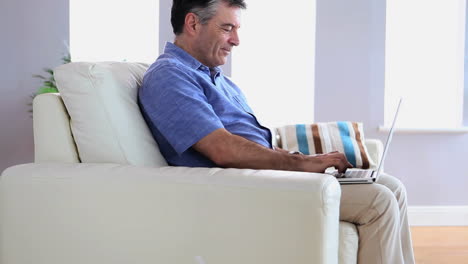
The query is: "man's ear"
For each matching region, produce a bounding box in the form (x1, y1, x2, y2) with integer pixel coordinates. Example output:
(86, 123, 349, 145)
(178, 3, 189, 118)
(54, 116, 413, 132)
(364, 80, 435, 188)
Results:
(183, 13, 200, 36)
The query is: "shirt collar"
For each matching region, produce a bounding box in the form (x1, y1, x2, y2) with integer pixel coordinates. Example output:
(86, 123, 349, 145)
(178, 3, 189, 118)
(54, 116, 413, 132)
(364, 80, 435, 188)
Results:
(164, 42, 222, 75)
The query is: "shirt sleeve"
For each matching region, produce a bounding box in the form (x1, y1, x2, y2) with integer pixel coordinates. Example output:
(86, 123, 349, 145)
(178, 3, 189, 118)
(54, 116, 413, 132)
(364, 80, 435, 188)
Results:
(139, 64, 224, 155)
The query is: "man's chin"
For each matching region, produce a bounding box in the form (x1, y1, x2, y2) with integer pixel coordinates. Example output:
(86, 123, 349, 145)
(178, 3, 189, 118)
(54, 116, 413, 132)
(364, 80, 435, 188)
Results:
(214, 58, 228, 67)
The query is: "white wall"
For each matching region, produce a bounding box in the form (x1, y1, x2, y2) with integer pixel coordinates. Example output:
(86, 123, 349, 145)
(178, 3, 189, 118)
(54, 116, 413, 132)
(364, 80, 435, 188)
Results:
(0, 0, 69, 172)
(1, 0, 467, 206)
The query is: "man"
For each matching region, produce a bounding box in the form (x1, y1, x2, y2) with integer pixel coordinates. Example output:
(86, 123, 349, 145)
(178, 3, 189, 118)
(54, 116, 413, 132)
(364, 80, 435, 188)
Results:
(139, 0, 415, 263)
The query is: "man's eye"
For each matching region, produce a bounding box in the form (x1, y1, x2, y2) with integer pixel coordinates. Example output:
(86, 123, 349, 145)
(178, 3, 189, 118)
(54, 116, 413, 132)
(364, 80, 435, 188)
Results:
(222, 27, 232, 32)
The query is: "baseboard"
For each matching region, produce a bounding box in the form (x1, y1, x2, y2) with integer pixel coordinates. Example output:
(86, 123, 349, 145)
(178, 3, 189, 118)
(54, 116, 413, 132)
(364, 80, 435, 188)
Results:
(408, 206, 468, 226)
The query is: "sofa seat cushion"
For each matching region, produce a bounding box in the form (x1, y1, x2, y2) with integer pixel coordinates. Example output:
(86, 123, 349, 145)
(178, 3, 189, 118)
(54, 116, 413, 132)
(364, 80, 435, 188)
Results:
(339, 221, 359, 264)
(54, 62, 167, 167)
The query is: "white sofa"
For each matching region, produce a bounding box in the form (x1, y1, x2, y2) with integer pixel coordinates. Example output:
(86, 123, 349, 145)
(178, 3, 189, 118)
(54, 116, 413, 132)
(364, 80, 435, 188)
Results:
(0, 62, 383, 264)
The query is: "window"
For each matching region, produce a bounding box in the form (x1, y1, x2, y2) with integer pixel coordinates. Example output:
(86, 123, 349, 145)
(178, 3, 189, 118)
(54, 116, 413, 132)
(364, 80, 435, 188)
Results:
(70, 0, 159, 63)
(231, 0, 316, 128)
(385, 0, 466, 129)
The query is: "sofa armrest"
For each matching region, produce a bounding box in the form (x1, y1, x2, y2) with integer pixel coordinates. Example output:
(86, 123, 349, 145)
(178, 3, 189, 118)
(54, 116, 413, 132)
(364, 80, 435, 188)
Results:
(1, 163, 341, 264)
(33, 93, 79, 163)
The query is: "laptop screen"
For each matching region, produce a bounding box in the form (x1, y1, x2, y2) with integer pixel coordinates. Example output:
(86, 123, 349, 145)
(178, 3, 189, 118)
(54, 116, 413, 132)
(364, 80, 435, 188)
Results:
(375, 98, 402, 178)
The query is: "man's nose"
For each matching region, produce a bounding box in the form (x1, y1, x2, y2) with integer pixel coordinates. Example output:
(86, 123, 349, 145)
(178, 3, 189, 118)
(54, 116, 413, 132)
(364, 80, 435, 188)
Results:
(229, 30, 240, 46)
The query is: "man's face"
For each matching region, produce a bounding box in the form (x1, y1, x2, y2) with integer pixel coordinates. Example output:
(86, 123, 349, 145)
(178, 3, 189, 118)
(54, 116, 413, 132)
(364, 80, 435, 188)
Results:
(192, 2, 241, 68)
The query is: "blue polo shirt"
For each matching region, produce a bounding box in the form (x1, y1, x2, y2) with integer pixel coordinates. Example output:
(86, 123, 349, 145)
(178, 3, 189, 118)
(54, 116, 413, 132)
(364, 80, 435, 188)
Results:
(139, 42, 272, 167)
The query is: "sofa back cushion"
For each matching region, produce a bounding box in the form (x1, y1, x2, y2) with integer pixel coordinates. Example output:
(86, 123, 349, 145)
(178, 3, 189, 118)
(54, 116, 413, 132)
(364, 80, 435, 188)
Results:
(54, 62, 168, 167)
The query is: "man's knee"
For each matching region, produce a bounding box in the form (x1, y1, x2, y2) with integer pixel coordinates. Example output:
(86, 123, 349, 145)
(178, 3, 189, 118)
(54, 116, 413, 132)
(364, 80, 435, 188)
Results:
(378, 174, 408, 202)
(373, 184, 400, 218)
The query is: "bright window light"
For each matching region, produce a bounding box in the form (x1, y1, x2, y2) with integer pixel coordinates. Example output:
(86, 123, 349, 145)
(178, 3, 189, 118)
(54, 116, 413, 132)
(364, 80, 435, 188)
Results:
(70, 0, 159, 63)
(385, 0, 466, 129)
(231, 0, 316, 128)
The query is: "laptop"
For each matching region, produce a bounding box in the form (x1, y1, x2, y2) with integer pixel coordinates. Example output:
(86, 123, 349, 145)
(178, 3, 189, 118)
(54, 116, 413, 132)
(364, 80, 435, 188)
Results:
(330, 98, 402, 184)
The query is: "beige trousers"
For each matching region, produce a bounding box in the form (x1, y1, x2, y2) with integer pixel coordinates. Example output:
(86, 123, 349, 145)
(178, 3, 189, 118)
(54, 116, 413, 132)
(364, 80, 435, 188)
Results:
(340, 173, 415, 264)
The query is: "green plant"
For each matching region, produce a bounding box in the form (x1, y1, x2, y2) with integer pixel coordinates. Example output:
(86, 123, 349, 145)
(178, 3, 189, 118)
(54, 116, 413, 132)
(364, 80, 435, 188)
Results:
(32, 53, 71, 96)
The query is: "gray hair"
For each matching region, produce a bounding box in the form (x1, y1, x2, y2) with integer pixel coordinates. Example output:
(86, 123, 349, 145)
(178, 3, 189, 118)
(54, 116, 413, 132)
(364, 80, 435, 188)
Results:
(190, 0, 219, 25)
(171, 0, 247, 35)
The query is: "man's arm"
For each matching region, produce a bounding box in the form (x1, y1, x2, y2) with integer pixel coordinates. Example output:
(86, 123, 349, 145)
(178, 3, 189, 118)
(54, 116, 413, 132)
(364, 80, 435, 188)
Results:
(193, 128, 353, 173)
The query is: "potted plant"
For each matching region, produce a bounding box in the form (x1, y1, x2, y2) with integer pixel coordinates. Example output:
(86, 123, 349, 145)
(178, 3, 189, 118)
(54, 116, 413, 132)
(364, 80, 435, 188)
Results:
(29, 53, 70, 114)
(32, 53, 71, 96)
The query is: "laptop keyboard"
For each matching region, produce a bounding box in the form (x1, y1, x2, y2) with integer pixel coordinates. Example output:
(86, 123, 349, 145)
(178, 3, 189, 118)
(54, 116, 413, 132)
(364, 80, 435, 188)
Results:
(330, 169, 374, 178)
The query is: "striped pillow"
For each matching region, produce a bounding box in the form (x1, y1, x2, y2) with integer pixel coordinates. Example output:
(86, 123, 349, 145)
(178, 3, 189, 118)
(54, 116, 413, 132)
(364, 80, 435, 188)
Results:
(276, 122, 375, 169)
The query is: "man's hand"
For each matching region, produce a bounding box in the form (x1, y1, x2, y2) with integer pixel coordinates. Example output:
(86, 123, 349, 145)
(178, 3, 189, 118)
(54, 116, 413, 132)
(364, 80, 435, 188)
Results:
(193, 128, 353, 173)
(301, 151, 353, 173)
(273, 147, 353, 173)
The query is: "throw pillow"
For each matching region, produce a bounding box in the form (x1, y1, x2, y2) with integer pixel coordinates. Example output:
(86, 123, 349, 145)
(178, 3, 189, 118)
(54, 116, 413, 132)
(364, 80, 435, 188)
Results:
(276, 122, 375, 169)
